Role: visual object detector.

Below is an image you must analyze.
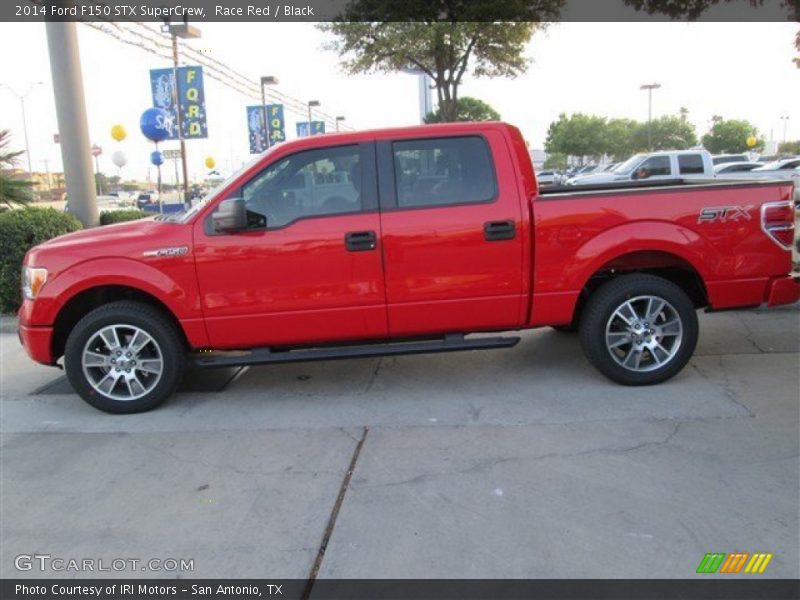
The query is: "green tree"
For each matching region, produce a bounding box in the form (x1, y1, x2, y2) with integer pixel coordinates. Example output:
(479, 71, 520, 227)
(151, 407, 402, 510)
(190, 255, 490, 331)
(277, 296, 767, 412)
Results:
(701, 118, 763, 154)
(633, 115, 698, 152)
(544, 113, 609, 163)
(320, 2, 562, 122)
(778, 140, 800, 155)
(94, 173, 108, 195)
(605, 118, 640, 160)
(0, 130, 33, 208)
(424, 96, 501, 123)
(543, 152, 568, 170)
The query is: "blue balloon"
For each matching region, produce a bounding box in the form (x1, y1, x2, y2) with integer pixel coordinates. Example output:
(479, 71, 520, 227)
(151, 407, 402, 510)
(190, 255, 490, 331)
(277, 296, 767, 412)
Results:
(150, 150, 164, 167)
(140, 107, 173, 142)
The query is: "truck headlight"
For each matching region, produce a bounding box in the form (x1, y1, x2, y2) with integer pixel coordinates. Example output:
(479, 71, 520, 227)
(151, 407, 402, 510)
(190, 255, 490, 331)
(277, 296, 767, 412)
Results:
(22, 266, 48, 300)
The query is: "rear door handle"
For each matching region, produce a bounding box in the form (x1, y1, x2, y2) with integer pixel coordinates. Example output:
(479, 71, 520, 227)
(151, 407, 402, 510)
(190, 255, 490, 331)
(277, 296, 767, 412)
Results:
(484, 220, 516, 241)
(345, 230, 377, 252)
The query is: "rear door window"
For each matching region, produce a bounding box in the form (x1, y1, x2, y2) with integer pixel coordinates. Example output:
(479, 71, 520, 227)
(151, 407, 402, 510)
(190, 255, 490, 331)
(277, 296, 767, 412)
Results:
(678, 154, 705, 174)
(391, 136, 496, 208)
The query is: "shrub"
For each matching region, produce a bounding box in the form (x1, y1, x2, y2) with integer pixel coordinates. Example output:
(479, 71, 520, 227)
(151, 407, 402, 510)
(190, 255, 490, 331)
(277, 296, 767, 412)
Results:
(99, 209, 150, 225)
(0, 207, 82, 313)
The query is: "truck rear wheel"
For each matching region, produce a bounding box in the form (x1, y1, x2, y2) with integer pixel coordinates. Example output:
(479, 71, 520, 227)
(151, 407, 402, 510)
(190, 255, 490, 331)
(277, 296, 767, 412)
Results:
(579, 274, 698, 385)
(64, 301, 185, 413)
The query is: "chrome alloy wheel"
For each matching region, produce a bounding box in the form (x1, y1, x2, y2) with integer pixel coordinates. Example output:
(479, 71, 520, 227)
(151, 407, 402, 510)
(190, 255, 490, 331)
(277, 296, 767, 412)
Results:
(604, 295, 683, 373)
(81, 324, 164, 401)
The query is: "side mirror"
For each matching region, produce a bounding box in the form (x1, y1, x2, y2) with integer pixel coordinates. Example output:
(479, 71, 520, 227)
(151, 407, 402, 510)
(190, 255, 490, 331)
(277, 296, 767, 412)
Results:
(212, 197, 247, 233)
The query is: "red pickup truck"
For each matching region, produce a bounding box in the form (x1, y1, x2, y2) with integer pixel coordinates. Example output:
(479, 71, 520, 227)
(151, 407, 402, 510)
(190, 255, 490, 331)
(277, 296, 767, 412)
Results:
(18, 123, 799, 413)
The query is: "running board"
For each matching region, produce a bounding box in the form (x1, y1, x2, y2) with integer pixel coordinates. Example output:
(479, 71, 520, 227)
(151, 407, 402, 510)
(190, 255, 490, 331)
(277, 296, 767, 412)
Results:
(194, 334, 520, 369)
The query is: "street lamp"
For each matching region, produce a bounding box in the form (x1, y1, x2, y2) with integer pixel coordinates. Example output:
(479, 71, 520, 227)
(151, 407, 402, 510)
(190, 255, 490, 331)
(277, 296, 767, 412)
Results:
(260, 76, 279, 148)
(1, 81, 43, 177)
(335, 116, 346, 132)
(162, 22, 201, 206)
(640, 82, 661, 150)
(308, 100, 320, 136)
(780, 115, 789, 146)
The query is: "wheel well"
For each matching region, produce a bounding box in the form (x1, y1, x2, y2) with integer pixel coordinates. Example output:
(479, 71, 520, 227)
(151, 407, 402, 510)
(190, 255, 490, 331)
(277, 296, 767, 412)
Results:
(51, 286, 187, 361)
(572, 251, 708, 324)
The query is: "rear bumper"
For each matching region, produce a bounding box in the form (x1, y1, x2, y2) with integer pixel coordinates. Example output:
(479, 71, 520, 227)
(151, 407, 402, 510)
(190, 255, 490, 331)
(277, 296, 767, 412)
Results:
(766, 276, 800, 307)
(18, 323, 55, 365)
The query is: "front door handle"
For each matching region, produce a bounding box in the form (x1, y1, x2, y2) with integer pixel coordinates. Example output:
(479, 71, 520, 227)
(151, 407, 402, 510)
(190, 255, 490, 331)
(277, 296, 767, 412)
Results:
(484, 220, 516, 241)
(345, 230, 377, 252)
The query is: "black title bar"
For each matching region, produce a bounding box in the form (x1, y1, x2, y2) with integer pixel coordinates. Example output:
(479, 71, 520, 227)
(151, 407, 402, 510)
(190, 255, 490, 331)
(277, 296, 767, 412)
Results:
(3, 0, 798, 22)
(3, 579, 800, 600)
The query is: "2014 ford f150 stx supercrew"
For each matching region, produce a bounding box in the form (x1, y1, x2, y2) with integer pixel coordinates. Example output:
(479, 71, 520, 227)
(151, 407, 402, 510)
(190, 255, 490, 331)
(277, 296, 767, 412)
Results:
(18, 123, 799, 413)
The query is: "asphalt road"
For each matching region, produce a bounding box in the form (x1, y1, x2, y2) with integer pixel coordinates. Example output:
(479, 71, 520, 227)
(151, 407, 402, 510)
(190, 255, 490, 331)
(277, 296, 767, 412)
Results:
(1, 305, 798, 582)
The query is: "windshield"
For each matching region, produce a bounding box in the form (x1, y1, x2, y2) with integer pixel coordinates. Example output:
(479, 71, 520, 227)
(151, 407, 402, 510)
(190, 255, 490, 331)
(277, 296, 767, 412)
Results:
(178, 153, 268, 223)
(612, 154, 646, 174)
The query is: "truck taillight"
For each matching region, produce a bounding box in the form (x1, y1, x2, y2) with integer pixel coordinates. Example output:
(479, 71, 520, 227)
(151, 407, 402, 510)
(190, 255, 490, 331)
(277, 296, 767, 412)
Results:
(760, 201, 795, 250)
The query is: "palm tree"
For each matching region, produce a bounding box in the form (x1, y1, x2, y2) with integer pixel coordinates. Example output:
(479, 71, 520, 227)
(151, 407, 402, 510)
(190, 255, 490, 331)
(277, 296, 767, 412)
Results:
(0, 129, 33, 208)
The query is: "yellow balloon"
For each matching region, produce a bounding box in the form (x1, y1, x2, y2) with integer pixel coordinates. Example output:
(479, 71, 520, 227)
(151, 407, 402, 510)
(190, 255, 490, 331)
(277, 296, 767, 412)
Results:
(205, 157, 216, 169)
(110, 124, 126, 142)
(746, 135, 758, 148)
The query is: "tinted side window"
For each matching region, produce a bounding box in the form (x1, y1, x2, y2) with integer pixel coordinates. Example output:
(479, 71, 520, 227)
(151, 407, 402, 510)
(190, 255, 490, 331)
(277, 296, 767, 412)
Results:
(392, 136, 496, 208)
(243, 145, 361, 229)
(678, 154, 705, 174)
(639, 156, 671, 176)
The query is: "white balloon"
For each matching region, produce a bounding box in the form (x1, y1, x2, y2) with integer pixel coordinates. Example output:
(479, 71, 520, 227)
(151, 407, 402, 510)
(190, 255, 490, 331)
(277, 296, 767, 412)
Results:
(112, 150, 127, 168)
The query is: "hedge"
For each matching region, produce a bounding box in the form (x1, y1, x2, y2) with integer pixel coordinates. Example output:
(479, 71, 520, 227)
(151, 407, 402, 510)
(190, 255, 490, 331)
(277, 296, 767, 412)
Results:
(99, 209, 150, 225)
(0, 207, 82, 313)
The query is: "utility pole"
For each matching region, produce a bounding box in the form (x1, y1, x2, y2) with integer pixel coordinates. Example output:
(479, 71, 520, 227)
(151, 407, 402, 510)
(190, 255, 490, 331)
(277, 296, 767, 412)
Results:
(1, 82, 43, 178)
(640, 83, 661, 150)
(307, 100, 320, 136)
(45, 20, 98, 227)
(164, 23, 201, 208)
(260, 76, 278, 148)
(780, 116, 789, 146)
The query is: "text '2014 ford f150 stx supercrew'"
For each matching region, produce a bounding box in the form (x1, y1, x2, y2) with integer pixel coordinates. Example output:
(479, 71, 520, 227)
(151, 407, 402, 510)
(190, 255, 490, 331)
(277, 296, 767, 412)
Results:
(18, 123, 799, 413)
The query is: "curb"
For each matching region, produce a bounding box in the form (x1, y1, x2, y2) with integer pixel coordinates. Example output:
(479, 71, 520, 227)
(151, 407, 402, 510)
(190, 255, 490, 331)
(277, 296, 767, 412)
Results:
(0, 315, 18, 335)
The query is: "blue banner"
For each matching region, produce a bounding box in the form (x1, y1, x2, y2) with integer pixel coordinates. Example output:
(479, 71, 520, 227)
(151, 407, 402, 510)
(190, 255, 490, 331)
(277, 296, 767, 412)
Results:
(178, 66, 208, 139)
(247, 105, 267, 154)
(296, 121, 326, 138)
(149, 66, 208, 141)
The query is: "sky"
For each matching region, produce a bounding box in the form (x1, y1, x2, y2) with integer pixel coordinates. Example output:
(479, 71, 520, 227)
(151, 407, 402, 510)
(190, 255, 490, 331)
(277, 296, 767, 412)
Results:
(0, 20, 798, 183)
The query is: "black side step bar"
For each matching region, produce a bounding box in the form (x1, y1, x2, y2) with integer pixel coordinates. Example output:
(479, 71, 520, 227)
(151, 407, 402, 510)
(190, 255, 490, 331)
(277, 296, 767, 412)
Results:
(194, 334, 520, 369)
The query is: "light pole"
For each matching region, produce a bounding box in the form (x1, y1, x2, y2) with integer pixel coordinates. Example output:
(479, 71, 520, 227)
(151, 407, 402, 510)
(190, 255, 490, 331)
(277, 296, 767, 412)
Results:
(335, 116, 346, 132)
(780, 115, 789, 146)
(1, 82, 43, 177)
(260, 76, 278, 148)
(640, 83, 661, 150)
(163, 22, 201, 207)
(307, 100, 320, 136)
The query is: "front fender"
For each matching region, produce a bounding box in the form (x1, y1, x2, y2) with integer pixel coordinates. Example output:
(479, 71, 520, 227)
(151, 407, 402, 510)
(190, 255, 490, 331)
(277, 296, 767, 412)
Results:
(20, 257, 203, 328)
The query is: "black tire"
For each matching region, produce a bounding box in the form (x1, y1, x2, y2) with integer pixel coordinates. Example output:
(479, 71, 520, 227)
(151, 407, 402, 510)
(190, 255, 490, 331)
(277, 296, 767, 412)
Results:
(64, 301, 186, 413)
(579, 274, 698, 386)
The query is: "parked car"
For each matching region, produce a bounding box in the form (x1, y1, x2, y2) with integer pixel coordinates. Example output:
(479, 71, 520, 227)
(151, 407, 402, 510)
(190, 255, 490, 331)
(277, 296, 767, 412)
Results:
(713, 158, 800, 204)
(136, 192, 159, 209)
(18, 122, 798, 413)
(567, 150, 714, 185)
(535, 170, 561, 186)
(712, 154, 749, 166)
(714, 161, 763, 175)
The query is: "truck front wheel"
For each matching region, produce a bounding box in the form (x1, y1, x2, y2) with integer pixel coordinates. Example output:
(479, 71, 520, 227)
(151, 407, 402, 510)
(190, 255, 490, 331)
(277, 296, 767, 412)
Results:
(579, 274, 698, 385)
(64, 301, 186, 413)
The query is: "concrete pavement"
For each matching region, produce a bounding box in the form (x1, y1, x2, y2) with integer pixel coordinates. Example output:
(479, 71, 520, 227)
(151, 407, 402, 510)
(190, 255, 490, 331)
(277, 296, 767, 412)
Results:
(1, 305, 798, 580)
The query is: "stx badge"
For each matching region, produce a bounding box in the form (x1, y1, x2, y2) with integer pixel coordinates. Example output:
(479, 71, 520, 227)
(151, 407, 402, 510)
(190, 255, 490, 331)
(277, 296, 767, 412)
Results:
(698, 205, 753, 223)
(142, 246, 189, 258)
